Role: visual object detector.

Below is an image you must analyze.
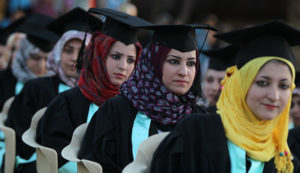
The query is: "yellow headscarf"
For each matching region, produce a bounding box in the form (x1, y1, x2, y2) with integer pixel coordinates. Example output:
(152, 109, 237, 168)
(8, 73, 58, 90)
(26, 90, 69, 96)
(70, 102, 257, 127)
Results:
(216, 56, 295, 172)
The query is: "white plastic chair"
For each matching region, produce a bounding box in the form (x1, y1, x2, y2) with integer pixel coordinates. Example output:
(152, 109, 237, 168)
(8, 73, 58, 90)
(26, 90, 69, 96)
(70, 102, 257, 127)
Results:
(122, 132, 170, 173)
(0, 97, 15, 173)
(61, 123, 102, 173)
(22, 107, 58, 173)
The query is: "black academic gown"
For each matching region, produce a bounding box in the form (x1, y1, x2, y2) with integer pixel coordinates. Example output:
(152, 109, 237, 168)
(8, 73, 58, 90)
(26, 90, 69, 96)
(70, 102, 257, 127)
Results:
(4, 75, 62, 173)
(78, 95, 206, 173)
(151, 113, 300, 173)
(288, 126, 300, 161)
(0, 68, 17, 111)
(36, 86, 90, 168)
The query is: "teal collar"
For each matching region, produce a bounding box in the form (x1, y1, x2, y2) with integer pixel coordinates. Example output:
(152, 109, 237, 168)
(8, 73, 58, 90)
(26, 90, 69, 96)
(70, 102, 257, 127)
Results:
(131, 111, 151, 160)
(227, 140, 264, 173)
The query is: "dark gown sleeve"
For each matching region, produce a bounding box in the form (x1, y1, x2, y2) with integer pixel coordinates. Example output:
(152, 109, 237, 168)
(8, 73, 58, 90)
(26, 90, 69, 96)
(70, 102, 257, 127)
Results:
(78, 95, 138, 173)
(150, 113, 231, 173)
(0, 68, 16, 111)
(289, 126, 300, 161)
(36, 87, 90, 167)
(5, 76, 59, 159)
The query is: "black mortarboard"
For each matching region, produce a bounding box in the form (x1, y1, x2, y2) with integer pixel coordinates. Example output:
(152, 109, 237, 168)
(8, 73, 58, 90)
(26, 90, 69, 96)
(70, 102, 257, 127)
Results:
(16, 13, 59, 52)
(140, 24, 218, 52)
(215, 20, 300, 68)
(47, 7, 103, 36)
(0, 17, 26, 45)
(202, 45, 238, 71)
(88, 8, 152, 45)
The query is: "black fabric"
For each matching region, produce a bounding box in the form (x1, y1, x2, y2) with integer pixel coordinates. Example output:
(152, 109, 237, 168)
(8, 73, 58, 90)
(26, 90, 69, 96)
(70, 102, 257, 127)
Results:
(288, 126, 300, 161)
(47, 7, 103, 36)
(78, 95, 205, 173)
(88, 8, 152, 45)
(16, 13, 59, 52)
(0, 68, 17, 111)
(151, 113, 300, 173)
(4, 75, 62, 172)
(0, 17, 26, 45)
(142, 24, 218, 52)
(35, 87, 90, 167)
(214, 20, 300, 68)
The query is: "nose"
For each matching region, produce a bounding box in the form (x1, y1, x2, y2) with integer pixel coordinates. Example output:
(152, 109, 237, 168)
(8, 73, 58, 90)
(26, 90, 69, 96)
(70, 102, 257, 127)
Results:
(178, 64, 188, 76)
(267, 85, 279, 102)
(118, 58, 127, 70)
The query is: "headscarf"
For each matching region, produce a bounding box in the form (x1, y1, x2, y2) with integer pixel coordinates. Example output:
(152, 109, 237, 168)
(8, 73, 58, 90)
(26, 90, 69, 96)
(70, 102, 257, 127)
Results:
(78, 32, 142, 106)
(120, 44, 201, 127)
(216, 57, 295, 172)
(11, 37, 53, 83)
(47, 30, 91, 87)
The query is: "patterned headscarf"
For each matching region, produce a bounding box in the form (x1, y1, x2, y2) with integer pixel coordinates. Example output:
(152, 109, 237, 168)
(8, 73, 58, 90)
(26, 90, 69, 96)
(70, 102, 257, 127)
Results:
(120, 44, 201, 126)
(47, 30, 91, 87)
(11, 37, 53, 83)
(217, 57, 295, 172)
(78, 32, 142, 106)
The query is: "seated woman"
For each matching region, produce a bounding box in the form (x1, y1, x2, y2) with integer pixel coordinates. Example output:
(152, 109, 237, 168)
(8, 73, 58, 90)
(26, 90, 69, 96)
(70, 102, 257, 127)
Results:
(197, 45, 238, 112)
(77, 16, 217, 172)
(4, 9, 98, 172)
(35, 8, 149, 172)
(0, 14, 56, 111)
(151, 20, 300, 173)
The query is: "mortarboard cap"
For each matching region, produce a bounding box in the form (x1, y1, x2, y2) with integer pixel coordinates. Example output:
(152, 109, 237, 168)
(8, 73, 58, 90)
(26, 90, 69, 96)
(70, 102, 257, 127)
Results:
(47, 7, 103, 36)
(16, 13, 59, 52)
(214, 20, 300, 68)
(202, 45, 238, 71)
(88, 8, 152, 45)
(0, 17, 26, 45)
(140, 24, 218, 52)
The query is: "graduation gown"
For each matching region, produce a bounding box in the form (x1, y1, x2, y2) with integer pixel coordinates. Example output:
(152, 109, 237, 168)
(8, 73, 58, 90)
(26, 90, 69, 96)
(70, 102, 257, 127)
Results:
(150, 113, 300, 173)
(288, 126, 300, 161)
(78, 95, 205, 173)
(0, 68, 17, 111)
(4, 75, 63, 171)
(36, 86, 90, 167)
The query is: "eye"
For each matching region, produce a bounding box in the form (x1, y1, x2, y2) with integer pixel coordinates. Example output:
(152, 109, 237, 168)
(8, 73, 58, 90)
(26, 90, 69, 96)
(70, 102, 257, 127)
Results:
(167, 59, 179, 65)
(186, 61, 196, 67)
(63, 47, 73, 54)
(205, 76, 214, 83)
(111, 54, 121, 60)
(279, 83, 290, 90)
(256, 80, 268, 87)
(291, 102, 294, 108)
(127, 57, 135, 64)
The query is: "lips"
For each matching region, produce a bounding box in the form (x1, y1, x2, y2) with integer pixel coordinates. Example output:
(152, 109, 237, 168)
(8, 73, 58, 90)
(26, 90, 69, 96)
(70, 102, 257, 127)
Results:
(174, 80, 188, 86)
(263, 103, 278, 110)
(114, 73, 125, 79)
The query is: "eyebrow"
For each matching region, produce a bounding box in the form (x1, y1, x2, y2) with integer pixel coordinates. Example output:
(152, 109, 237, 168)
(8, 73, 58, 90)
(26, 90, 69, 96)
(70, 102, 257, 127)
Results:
(258, 75, 290, 82)
(168, 55, 197, 60)
(113, 51, 136, 58)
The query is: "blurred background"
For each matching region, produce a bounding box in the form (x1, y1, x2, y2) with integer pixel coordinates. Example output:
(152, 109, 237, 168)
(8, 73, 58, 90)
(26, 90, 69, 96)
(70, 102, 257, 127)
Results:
(1, 0, 300, 68)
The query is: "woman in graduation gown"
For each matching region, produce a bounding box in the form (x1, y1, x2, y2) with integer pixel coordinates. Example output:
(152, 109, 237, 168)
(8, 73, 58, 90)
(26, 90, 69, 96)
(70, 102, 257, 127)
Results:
(77, 22, 217, 172)
(0, 14, 56, 111)
(197, 45, 238, 113)
(150, 20, 300, 173)
(3, 9, 95, 172)
(35, 8, 148, 172)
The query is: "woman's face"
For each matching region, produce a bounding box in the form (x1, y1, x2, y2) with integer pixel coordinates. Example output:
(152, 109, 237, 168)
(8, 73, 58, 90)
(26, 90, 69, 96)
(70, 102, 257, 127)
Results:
(106, 41, 137, 87)
(26, 51, 49, 77)
(203, 69, 225, 105)
(290, 94, 300, 126)
(60, 38, 82, 78)
(246, 61, 292, 120)
(162, 49, 197, 96)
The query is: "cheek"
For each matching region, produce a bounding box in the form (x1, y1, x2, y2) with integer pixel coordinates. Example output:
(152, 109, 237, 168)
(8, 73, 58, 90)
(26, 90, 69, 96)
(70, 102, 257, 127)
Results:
(281, 91, 291, 107)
